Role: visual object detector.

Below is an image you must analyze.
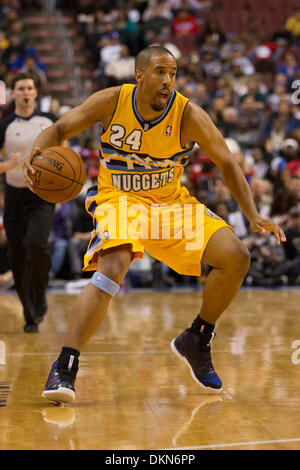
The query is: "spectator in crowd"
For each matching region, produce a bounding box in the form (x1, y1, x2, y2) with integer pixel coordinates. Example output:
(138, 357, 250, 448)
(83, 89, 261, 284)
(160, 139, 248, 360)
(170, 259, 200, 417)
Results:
(143, 0, 173, 23)
(17, 54, 48, 84)
(126, 0, 141, 25)
(208, 96, 226, 127)
(74, 0, 95, 16)
(78, 9, 109, 68)
(231, 149, 253, 183)
(243, 231, 287, 287)
(191, 82, 210, 110)
(277, 51, 300, 89)
(269, 138, 300, 183)
(214, 200, 248, 239)
(285, 10, 300, 42)
(1, 7, 20, 30)
(115, 10, 140, 56)
(10, 47, 48, 80)
(98, 31, 124, 66)
(127, 253, 154, 288)
(167, 0, 213, 14)
(0, 29, 9, 53)
(230, 49, 255, 76)
(288, 176, 300, 202)
(104, 44, 135, 86)
(243, 199, 299, 288)
(267, 82, 290, 113)
(221, 106, 238, 136)
(199, 18, 225, 47)
(7, 19, 29, 46)
(39, 83, 61, 115)
(186, 146, 216, 192)
(208, 176, 237, 212)
(245, 147, 269, 180)
(282, 204, 300, 284)
(265, 118, 287, 156)
(240, 75, 267, 110)
(239, 95, 266, 133)
(251, 39, 283, 74)
(220, 31, 245, 61)
(229, 116, 259, 152)
(171, 7, 198, 37)
(250, 178, 273, 218)
(49, 203, 71, 279)
(142, 0, 173, 37)
(279, 138, 300, 177)
(269, 186, 298, 227)
(1, 34, 25, 68)
(277, 100, 299, 134)
(200, 49, 223, 79)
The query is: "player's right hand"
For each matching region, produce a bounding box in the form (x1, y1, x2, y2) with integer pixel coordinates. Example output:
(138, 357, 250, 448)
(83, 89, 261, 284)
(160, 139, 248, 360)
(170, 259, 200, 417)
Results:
(23, 147, 40, 192)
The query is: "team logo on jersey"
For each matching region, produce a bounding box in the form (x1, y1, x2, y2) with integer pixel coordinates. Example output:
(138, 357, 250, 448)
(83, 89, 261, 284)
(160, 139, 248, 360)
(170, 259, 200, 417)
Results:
(165, 125, 172, 137)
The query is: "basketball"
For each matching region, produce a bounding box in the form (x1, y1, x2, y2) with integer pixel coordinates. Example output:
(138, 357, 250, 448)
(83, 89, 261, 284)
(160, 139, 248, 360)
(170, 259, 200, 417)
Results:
(31, 146, 87, 203)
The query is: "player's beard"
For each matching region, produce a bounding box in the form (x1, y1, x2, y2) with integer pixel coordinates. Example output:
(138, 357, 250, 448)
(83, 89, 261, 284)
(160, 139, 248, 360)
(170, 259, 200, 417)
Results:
(150, 95, 168, 112)
(151, 102, 165, 112)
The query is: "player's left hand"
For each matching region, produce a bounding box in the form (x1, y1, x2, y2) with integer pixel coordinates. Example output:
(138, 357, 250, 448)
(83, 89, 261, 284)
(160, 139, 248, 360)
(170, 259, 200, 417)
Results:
(250, 216, 286, 245)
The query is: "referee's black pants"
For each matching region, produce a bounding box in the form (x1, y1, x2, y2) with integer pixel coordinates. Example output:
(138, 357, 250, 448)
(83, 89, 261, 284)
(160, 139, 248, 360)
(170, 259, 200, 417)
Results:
(4, 184, 55, 325)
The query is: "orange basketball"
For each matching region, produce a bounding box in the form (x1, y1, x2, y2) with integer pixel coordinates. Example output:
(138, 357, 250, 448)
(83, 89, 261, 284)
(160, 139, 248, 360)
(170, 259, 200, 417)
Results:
(31, 146, 87, 203)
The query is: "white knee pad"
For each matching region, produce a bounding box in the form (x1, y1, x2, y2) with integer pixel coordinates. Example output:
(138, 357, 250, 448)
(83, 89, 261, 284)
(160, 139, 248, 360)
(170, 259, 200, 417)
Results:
(90, 271, 120, 296)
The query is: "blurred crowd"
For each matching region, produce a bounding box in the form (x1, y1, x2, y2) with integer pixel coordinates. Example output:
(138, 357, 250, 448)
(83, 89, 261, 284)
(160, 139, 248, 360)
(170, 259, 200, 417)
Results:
(0, 1, 48, 88)
(0, 0, 300, 289)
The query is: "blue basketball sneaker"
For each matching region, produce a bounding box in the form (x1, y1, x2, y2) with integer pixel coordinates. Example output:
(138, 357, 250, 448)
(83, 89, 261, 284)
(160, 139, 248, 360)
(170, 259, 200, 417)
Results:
(42, 361, 76, 404)
(171, 328, 222, 393)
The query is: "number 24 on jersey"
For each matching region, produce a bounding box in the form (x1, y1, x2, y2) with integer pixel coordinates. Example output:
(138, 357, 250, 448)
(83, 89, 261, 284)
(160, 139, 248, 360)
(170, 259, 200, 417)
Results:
(110, 125, 142, 152)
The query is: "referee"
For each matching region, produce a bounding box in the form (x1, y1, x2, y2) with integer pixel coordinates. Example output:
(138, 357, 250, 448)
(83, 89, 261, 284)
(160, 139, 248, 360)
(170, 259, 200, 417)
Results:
(0, 73, 56, 332)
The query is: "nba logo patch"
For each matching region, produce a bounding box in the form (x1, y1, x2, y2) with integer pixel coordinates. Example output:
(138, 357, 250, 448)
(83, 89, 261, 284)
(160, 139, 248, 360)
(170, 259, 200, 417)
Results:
(165, 125, 172, 137)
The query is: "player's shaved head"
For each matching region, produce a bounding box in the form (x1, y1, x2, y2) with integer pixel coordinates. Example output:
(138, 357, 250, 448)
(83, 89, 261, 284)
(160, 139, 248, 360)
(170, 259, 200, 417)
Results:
(135, 46, 176, 72)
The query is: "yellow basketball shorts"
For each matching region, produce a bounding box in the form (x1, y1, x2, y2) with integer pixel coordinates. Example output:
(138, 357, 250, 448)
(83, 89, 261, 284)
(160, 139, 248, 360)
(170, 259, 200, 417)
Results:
(83, 185, 232, 276)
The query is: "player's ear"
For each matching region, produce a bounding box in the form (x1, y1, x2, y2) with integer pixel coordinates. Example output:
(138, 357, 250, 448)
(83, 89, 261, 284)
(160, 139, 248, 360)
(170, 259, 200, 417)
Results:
(135, 69, 143, 85)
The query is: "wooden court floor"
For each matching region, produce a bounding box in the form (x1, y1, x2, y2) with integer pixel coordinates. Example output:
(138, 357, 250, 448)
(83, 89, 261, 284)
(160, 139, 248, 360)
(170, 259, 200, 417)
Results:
(0, 287, 299, 450)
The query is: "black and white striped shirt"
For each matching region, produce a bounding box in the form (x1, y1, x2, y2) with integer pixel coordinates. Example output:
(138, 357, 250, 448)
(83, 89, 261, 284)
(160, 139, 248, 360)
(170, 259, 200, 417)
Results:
(0, 111, 56, 188)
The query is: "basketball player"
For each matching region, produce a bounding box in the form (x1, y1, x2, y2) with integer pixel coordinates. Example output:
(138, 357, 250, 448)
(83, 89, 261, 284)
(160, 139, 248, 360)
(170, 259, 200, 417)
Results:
(0, 73, 57, 332)
(24, 47, 286, 402)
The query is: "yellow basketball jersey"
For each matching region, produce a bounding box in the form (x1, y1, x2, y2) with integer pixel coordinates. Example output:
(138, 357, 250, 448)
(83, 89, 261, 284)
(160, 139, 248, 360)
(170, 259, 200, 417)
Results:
(84, 84, 231, 274)
(98, 83, 194, 203)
